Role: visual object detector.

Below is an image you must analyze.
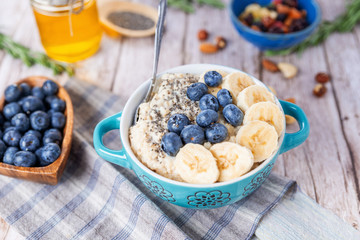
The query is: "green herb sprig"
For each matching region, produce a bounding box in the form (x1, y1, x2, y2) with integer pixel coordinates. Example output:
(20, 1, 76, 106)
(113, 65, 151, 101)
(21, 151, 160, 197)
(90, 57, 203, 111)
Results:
(0, 33, 74, 76)
(168, 0, 224, 13)
(265, 0, 360, 56)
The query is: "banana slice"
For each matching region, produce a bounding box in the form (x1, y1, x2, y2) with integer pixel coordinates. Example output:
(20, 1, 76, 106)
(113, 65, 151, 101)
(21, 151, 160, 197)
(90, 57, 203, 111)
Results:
(175, 143, 219, 184)
(237, 85, 275, 112)
(236, 120, 278, 162)
(221, 72, 255, 103)
(210, 142, 254, 182)
(244, 102, 284, 135)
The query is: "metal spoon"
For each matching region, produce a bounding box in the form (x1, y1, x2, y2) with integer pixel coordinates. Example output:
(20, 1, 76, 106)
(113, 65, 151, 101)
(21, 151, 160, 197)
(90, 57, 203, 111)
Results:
(133, 0, 167, 124)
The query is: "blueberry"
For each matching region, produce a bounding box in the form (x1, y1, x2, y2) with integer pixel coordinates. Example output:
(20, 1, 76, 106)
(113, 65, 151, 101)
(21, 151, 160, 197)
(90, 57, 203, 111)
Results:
(30, 111, 50, 131)
(3, 121, 11, 129)
(276, 13, 287, 22)
(0, 113, 4, 126)
(19, 83, 31, 96)
(4, 127, 17, 133)
(196, 110, 218, 128)
(43, 128, 62, 145)
(31, 86, 45, 100)
(11, 113, 30, 132)
(51, 112, 66, 129)
(50, 98, 66, 112)
(186, 83, 208, 101)
(0, 140, 6, 159)
(17, 97, 26, 106)
(217, 89, 233, 107)
(45, 95, 57, 107)
(204, 71, 223, 87)
(180, 125, 205, 145)
(4, 85, 21, 102)
(39, 143, 61, 166)
(35, 147, 43, 161)
(47, 109, 57, 117)
(222, 104, 244, 126)
(161, 132, 183, 156)
(205, 123, 228, 143)
(20, 134, 41, 152)
(3, 102, 21, 119)
(3, 147, 19, 165)
(167, 114, 189, 135)
(22, 96, 44, 114)
(199, 94, 219, 111)
(42, 80, 59, 96)
(25, 130, 42, 140)
(3, 129, 21, 147)
(13, 151, 37, 167)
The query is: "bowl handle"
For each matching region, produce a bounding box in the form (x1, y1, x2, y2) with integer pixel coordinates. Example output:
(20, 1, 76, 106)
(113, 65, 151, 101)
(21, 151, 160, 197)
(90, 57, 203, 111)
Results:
(279, 100, 310, 154)
(93, 112, 132, 169)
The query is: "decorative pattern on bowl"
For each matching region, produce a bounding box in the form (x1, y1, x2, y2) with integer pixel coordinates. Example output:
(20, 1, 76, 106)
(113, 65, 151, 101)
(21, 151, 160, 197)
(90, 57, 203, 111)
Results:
(139, 175, 175, 202)
(243, 163, 274, 197)
(187, 190, 231, 208)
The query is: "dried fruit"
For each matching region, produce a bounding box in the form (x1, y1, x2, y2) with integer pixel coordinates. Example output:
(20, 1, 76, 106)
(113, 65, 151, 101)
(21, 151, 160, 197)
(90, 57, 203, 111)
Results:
(198, 29, 209, 41)
(262, 16, 275, 28)
(313, 84, 327, 97)
(277, 62, 298, 79)
(215, 36, 227, 49)
(251, 25, 261, 31)
(276, 4, 291, 14)
(285, 115, 296, 124)
(285, 97, 296, 104)
(262, 59, 279, 72)
(315, 72, 330, 83)
(288, 8, 302, 19)
(200, 43, 218, 54)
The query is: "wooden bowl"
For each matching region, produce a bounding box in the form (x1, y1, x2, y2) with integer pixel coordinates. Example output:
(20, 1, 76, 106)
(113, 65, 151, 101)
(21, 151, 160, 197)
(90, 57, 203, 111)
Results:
(99, 1, 158, 38)
(0, 76, 73, 185)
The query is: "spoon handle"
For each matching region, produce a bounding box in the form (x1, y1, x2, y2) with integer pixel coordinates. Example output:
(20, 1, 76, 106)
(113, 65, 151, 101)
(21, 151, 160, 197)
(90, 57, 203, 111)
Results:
(145, 0, 167, 102)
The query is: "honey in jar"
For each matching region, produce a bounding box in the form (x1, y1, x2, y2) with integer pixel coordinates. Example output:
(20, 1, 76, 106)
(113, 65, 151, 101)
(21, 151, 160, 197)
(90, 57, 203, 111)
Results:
(31, 0, 103, 63)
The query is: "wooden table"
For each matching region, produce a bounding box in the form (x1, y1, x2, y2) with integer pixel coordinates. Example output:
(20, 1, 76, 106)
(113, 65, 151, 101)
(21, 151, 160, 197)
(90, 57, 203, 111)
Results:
(1, 0, 360, 239)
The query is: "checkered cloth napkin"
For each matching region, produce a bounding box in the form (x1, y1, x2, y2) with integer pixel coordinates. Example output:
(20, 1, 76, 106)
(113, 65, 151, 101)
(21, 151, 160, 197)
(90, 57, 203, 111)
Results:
(0, 80, 359, 240)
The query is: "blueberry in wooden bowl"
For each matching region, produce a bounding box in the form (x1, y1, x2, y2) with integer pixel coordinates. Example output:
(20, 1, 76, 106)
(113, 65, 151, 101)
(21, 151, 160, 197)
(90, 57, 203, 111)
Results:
(0, 76, 73, 185)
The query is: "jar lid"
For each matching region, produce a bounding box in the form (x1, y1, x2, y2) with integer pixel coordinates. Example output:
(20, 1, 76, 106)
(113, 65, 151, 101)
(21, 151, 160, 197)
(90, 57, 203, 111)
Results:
(31, 0, 87, 12)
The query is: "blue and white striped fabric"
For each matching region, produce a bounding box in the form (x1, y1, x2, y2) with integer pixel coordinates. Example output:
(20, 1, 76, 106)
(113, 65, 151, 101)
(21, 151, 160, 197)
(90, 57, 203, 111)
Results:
(0, 80, 359, 240)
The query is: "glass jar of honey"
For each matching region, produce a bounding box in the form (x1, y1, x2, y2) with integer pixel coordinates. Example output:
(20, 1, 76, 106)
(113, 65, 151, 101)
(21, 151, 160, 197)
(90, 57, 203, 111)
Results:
(31, 0, 103, 63)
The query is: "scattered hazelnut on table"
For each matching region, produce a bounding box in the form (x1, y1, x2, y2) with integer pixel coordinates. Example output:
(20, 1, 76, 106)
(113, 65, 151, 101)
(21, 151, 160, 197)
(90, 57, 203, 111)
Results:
(198, 29, 209, 41)
(313, 83, 327, 97)
(315, 72, 330, 83)
(262, 59, 279, 72)
(199, 43, 218, 54)
(277, 62, 298, 79)
(215, 36, 227, 49)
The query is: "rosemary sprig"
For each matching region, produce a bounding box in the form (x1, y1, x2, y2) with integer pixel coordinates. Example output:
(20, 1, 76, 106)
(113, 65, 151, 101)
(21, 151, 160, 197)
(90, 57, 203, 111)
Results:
(168, 0, 224, 13)
(0, 33, 74, 76)
(265, 0, 360, 56)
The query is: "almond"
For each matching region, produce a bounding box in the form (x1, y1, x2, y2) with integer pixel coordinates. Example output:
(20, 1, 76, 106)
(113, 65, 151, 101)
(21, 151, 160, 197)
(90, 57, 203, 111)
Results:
(262, 59, 279, 72)
(285, 97, 296, 104)
(200, 43, 218, 54)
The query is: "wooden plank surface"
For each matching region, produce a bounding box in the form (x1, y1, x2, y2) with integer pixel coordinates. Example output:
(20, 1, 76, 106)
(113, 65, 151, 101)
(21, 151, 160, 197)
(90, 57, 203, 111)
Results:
(0, 0, 359, 238)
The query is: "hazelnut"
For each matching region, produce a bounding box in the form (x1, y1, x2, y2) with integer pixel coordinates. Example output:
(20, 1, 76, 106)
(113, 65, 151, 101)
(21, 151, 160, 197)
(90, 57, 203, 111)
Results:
(313, 84, 327, 97)
(215, 36, 227, 49)
(315, 72, 330, 83)
(198, 29, 209, 41)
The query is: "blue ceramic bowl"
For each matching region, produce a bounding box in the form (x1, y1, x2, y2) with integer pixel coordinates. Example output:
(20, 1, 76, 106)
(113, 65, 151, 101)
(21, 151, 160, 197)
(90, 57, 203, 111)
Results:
(229, 0, 321, 50)
(93, 64, 310, 209)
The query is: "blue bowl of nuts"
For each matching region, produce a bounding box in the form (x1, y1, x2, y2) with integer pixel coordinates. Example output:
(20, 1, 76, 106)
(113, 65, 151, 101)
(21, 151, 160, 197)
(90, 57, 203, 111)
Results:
(229, 0, 321, 50)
